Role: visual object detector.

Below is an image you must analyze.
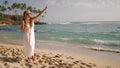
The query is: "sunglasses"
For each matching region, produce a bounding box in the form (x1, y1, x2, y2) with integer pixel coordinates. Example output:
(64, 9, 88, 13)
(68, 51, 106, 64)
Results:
(26, 13, 31, 15)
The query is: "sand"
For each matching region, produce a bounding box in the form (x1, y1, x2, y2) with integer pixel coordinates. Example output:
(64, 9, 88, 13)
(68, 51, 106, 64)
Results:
(0, 43, 120, 68)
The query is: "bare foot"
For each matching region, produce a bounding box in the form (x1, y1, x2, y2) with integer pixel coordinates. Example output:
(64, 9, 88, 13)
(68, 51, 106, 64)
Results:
(25, 57, 31, 63)
(31, 56, 35, 61)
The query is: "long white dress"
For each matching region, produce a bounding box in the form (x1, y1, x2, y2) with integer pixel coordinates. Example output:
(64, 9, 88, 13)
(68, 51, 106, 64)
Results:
(23, 22, 35, 57)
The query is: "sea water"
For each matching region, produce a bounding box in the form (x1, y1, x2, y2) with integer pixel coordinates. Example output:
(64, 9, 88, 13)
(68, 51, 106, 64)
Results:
(0, 21, 120, 52)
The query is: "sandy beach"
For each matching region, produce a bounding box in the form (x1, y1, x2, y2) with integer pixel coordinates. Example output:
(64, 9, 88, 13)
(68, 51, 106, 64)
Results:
(0, 43, 96, 68)
(0, 42, 120, 68)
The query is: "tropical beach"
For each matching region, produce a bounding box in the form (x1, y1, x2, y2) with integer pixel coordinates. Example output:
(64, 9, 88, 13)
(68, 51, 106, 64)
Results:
(0, 0, 120, 68)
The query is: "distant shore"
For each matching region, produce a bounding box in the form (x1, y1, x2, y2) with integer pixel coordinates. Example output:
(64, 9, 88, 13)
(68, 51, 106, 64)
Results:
(0, 21, 47, 26)
(0, 24, 8, 26)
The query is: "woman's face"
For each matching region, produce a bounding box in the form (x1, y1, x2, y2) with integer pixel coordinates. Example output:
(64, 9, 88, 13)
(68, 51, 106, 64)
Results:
(26, 12, 32, 18)
(25, 10, 32, 18)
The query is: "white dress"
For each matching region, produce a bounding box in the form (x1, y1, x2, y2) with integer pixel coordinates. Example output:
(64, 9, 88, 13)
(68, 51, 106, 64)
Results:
(23, 23, 35, 57)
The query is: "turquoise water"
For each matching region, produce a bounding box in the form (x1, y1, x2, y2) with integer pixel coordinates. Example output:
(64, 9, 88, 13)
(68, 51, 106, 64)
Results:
(0, 21, 120, 51)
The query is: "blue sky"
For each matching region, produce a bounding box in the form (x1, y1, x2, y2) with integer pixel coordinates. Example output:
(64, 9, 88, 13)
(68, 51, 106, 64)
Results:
(0, 0, 120, 22)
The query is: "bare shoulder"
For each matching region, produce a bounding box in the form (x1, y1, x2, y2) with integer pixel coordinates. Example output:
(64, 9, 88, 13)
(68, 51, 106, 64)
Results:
(30, 17, 35, 21)
(30, 18, 35, 23)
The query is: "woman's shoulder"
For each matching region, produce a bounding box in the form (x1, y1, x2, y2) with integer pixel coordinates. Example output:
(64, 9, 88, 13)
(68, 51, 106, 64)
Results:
(30, 18, 35, 22)
(30, 17, 34, 21)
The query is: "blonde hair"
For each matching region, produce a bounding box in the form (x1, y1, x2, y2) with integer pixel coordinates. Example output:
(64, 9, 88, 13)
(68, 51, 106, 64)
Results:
(23, 10, 33, 28)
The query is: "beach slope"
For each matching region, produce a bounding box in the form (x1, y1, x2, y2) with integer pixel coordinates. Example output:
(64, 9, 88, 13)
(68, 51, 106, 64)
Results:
(0, 43, 120, 68)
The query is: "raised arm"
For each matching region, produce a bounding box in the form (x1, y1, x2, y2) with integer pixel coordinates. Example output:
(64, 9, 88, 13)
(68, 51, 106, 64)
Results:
(32, 5, 48, 20)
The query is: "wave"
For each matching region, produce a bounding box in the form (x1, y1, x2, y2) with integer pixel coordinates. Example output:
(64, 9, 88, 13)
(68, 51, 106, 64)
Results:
(89, 39, 120, 53)
(51, 38, 120, 47)
(84, 46, 120, 53)
(80, 22, 102, 24)
(55, 38, 120, 51)
(49, 21, 72, 24)
(60, 38, 70, 41)
(35, 30, 48, 33)
(93, 39, 120, 47)
(37, 37, 120, 53)
(93, 39, 106, 45)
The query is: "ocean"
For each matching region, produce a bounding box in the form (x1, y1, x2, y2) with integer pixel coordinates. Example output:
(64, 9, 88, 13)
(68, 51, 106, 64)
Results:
(0, 21, 120, 52)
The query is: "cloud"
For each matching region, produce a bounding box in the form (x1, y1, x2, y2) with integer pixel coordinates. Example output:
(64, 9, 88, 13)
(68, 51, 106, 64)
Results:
(47, 0, 56, 5)
(47, 0, 120, 8)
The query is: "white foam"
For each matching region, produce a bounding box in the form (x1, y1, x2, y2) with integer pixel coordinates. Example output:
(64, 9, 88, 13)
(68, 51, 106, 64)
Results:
(59, 22, 72, 24)
(47, 22, 72, 25)
(83, 46, 120, 53)
(60, 38, 70, 41)
(81, 22, 102, 24)
(93, 39, 105, 44)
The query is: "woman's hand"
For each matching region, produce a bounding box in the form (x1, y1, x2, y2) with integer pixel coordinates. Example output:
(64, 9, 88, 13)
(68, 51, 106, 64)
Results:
(44, 4, 48, 10)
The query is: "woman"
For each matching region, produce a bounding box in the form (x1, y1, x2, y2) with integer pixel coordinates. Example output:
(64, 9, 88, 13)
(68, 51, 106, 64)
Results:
(21, 5, 47, 62)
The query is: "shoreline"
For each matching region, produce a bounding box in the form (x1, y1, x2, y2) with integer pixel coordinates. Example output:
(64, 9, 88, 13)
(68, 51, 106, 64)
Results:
(0, 38, 120, 54)
(0, 24, 8, 26)
(0, 38, 120, 67)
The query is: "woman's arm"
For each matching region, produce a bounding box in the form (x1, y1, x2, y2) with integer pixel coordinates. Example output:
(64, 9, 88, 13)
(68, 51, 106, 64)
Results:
(32, 5, 48, 21)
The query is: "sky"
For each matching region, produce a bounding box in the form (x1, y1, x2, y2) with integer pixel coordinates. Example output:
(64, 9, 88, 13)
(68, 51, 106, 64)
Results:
(0, 0, 120, 22)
